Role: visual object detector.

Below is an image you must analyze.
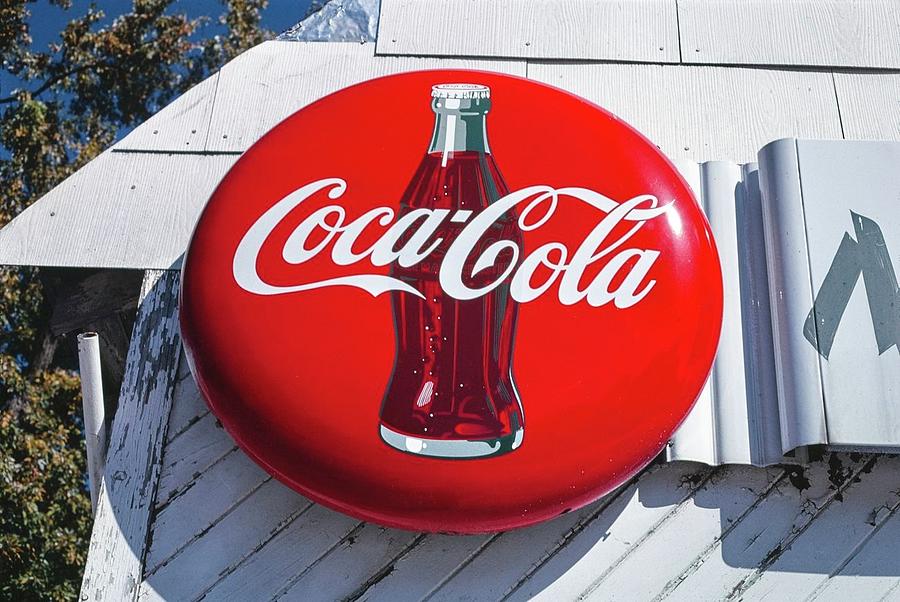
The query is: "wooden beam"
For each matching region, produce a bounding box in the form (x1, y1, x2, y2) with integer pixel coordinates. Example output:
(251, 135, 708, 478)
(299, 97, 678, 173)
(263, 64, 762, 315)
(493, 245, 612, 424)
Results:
(46, 268, 143, 336)
(80, 270, 182, 602)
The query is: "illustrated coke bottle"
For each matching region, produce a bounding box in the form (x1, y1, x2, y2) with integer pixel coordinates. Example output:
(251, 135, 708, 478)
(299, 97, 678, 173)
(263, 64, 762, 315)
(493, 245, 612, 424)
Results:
(379, 83, 525, 459)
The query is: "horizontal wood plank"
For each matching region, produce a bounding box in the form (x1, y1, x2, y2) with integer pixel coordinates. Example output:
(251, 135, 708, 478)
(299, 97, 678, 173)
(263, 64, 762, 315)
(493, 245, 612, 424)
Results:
(812, 501, 900, 600)
(679, 0, 900, 68)
(582, 466, 783, 600)
(145, 450, 269, 573)
(0, 152, 237, 269)
(357, 532, 496, 601)
(662, 455, 879, 600)
(376, 0, 679, 63)
(199, 504, 360, 600)
(504, 462, 713, 601)
(114, 73, 220, 151)
(139, 479, 308, 601)
(155, 413, 236, 507)
(277, 524, 423, 600)
(164, 361, 209, 444)
(206, 41, 526, 153)
(741, 457, 900, 600)
(528, 62, 843, 163)
(834, 72, 900, 141)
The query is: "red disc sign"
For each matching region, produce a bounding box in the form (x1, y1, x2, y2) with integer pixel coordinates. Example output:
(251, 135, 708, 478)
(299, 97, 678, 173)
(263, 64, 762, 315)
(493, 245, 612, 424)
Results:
(180, 70, 722, 533)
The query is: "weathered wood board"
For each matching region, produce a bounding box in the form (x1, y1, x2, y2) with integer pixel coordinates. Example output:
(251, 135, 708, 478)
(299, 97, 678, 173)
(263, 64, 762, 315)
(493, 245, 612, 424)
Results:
(135, 377, 900, 602)
(80, 271, 182, 602)
(0, 152, 237, 269)
(376, 0, 680, 63)
(833, 72, 900, 141)
(114, 73, 221, 152)
(679, 0, 900, 69)
(204, 41, 525, 153)
(6, 41, 899, 272)
(528, 62, 843, 163)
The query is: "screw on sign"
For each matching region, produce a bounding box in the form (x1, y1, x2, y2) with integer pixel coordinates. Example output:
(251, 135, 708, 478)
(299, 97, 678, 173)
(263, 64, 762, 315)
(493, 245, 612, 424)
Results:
(181, 71, 723, 533)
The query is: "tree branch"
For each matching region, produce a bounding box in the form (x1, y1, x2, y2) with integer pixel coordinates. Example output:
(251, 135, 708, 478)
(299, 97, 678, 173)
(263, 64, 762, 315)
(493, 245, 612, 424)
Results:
(0, 62, 103, 104)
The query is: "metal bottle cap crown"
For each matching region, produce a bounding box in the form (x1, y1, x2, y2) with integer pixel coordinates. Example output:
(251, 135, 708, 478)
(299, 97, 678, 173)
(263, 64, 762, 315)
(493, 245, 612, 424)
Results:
(431, 84, 490, 99)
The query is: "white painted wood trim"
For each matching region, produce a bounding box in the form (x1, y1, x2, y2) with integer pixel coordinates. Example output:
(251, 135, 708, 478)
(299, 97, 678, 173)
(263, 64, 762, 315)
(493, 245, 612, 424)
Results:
(375, 0, 900, 69)
(679, 0, 900, 69)
(527, 62, 843, 164)
(0, 152, 239, 270)
(376, 0, 680, 63)
(80, 270, 182, 602)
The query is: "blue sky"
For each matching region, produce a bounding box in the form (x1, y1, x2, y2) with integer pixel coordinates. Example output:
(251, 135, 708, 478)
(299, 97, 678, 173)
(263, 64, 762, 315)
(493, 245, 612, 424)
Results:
(3, 0, 313, 95)
(26, 0, 313, 48)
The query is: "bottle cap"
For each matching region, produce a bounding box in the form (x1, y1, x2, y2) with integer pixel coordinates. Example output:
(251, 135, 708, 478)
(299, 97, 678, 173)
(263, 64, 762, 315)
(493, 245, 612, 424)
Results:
(431, 84, 490, 100)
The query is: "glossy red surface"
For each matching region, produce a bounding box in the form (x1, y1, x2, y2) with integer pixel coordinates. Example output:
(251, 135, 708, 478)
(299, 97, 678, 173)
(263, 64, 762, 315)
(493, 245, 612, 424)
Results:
(180, 70, 723, 533)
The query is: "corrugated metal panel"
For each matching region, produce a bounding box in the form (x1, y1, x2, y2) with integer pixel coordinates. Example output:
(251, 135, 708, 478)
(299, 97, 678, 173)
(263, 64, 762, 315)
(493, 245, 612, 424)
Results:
(761, 141, 900, 449)
(758, 138, 828, 453)
(668, 161, 783, 467)
(376, 0, 680, 62)
(671, 139, 900, 464)
(794, 140, 900, 449)
(679, 0, 900, 69)
(758, 139, 900, 454)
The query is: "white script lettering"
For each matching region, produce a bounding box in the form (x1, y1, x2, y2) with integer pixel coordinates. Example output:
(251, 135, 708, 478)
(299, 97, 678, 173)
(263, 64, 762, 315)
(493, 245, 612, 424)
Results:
(232, 178, 672, 307)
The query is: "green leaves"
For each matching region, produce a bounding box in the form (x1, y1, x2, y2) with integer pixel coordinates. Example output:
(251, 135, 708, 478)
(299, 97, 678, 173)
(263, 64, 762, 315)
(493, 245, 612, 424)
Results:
(0, 368, 87, 601)
(0, 2, 271, 599)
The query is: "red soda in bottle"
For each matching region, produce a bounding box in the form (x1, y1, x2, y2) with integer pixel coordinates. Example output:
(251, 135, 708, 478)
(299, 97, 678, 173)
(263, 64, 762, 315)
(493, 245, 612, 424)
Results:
(379, 83, 525, 459)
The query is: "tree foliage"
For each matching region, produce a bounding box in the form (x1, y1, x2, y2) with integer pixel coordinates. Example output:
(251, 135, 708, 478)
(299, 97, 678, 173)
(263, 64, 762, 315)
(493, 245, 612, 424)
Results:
(0, 1, 270, 599)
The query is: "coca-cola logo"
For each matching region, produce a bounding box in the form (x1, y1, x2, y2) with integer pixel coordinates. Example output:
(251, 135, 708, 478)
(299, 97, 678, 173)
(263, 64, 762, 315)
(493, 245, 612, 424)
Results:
(233, 179, 671, 307)
(181, 70, 723, 532)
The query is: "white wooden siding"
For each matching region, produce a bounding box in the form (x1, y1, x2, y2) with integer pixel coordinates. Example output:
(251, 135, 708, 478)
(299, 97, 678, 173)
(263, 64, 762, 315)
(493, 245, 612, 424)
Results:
(376, 0, 680, 63)
(0, 152, 237, 269)
(6, 41, 899, 270)
(204, 42, 526, 153)
(115, 74, 221, 151)
(679, 0, 900, 69)
(833, 72, 900, 140)
(376, 0, 900, 69)
(136, 375, 900, 601)
(528, 62, 843, 164)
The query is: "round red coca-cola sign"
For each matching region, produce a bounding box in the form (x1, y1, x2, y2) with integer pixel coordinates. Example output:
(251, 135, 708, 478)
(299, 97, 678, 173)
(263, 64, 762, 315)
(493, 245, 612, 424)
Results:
(180, 70, 722, 533)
